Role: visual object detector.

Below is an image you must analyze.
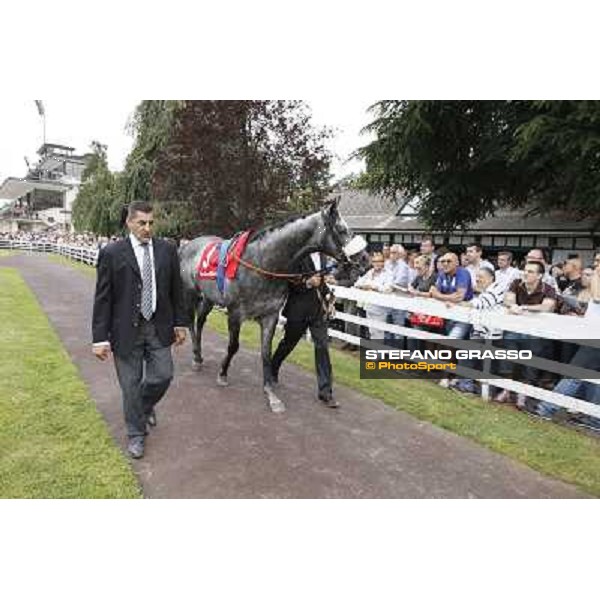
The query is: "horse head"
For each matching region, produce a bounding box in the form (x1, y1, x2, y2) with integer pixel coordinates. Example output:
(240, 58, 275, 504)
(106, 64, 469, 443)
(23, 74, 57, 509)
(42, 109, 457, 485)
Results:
(318, 196, 368, 270)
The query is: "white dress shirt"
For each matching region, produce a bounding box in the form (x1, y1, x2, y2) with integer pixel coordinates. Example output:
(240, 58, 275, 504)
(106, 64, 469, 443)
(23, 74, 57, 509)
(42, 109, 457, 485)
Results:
(495, 266, 520, 291)
(310, 252, 321, 271)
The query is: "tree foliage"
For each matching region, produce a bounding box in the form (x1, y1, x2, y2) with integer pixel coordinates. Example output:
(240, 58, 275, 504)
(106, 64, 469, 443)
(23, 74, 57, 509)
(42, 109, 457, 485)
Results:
(359, 100, 600, 231)
(122, 101, 182, 206)
(127, 100, 332, 238)
(72, 141, 122, 235)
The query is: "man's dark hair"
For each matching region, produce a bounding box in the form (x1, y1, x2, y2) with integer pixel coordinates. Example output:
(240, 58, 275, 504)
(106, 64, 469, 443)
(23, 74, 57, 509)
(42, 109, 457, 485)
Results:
(498, 250, 513, 262)
(529, 247, 549, 264)
(467, 243, 482, 253)
(127, 201, 154, 219)
(526, 261, 545, 275)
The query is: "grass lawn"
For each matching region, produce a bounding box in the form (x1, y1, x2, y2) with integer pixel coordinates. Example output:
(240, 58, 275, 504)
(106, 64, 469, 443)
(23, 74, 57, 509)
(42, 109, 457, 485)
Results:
(0, 267, 141, 498)
(44, 253, 97, 275)
(19, 254, 600, 496)
(207, 310, 600, 497)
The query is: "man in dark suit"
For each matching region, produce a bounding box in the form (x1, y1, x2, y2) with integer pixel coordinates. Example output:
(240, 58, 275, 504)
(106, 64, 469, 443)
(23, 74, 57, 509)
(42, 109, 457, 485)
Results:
(92, 201, 188, 459)
(271, 252, 338, 408)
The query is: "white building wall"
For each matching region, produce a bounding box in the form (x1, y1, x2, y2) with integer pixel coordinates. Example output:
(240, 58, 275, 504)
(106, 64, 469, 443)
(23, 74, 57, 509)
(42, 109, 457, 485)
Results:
(64, 185, 79, 213)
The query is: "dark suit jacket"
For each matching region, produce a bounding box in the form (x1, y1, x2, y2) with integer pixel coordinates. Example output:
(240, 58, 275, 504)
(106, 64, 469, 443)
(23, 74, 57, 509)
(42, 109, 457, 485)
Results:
(282, 254, 330, 323)
(92, 237, 188, 356)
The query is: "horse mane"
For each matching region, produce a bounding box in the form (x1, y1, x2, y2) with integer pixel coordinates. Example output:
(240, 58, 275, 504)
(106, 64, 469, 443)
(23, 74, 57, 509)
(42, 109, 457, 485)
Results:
(247, 212, 315, 243)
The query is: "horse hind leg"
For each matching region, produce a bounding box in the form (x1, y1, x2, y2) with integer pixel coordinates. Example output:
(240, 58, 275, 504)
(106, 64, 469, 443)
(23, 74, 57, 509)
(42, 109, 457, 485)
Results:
(217, 312, 241, 386)
(191, 296, 214, 371)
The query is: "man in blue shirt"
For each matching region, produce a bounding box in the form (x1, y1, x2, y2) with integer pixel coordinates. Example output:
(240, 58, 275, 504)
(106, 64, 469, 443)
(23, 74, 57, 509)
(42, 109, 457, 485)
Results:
(430, 252, 473, 338)
(429, 252, 474, 389)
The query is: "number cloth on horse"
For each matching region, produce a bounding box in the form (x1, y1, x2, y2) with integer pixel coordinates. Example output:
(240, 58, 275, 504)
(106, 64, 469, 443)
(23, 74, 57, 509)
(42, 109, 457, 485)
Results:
(195, 230, 252, 293)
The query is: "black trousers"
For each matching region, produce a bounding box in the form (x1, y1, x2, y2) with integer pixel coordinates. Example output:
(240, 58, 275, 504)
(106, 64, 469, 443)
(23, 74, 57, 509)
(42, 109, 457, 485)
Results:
(113, 319, 173, 437)
(271, 317, 332, 399)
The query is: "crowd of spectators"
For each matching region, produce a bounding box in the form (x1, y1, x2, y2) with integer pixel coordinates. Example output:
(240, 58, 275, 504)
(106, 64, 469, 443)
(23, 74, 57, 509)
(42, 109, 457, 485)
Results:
(329, 236, 600, 431)
(0, 229, 106, 248)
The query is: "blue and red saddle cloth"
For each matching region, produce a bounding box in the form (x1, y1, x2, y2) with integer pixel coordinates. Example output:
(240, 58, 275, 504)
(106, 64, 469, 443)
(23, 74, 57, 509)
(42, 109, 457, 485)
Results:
(195, 230, 252, 293)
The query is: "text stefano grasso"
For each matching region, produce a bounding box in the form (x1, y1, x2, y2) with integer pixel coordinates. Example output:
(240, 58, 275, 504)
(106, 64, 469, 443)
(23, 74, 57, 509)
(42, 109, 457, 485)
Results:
(363, 349, 533, 361)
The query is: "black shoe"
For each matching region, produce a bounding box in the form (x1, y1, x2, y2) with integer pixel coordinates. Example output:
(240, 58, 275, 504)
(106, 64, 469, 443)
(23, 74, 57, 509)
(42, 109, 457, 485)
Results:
(147, 409, 157, 428)
(128, 436, 145, 459)
(319, 394, 339, 409)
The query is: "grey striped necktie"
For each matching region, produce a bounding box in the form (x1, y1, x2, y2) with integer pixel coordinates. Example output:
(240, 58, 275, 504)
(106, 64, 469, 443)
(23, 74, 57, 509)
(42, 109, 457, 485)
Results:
(141, 242, 153, 320)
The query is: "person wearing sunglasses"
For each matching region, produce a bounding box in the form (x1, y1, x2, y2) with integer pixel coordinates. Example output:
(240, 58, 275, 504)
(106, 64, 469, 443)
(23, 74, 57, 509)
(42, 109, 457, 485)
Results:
(429, 253, 474, 388)
(430, 253, 473, 338)
(494, 261, 557, 408)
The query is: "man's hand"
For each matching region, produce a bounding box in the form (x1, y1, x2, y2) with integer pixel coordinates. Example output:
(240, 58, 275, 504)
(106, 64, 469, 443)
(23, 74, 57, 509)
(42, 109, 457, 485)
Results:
(174, 327, 187, 347)
(324, 274, 336, 285)
(508, 305, 524, 315)
(92, 344, 111, 361)
(307, 275, 323, 288)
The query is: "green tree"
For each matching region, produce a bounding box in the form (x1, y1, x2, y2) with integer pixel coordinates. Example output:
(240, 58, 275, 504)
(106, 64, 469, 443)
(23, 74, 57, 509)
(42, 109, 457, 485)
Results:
(72, 141, 122, 234)
(359, 100, 600, 231)
(126, 100, 332, 237)
(123, 101, 181, 205)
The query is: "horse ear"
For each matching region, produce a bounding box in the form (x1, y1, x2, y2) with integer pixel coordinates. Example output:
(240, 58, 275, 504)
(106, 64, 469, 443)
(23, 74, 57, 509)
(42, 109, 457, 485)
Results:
(324, 196, 340, 221)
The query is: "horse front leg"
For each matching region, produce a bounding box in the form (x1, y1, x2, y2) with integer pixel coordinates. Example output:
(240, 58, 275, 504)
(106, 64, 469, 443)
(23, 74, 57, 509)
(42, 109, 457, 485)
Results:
(260, 312, 285, 414)
(191, 296, 213, 371)
(217, 311, 241, 386)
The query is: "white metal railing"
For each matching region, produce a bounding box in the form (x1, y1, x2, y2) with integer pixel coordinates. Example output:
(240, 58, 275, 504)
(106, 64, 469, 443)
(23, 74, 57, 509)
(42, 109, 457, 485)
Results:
(2, 238, 598, 422)
(0, 239, 99, 265)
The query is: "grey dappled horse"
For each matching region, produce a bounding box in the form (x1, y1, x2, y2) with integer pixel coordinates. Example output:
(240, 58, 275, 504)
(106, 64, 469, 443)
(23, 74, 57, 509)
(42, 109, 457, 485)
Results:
(179, 199, 369, 413)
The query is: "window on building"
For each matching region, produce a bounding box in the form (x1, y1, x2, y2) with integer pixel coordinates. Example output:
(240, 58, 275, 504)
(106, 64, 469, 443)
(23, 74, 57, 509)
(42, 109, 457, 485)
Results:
(557, 237, 573, 249)
(521, 236, 534, 248)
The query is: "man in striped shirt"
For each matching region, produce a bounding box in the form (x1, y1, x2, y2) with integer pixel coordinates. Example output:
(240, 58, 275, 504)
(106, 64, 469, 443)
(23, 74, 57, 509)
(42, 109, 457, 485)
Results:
(469, 266, 505, 339)
(452, 266, 504, 394)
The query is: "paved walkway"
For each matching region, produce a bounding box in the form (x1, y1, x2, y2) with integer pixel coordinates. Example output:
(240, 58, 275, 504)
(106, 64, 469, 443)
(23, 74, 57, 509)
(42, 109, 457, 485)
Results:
(1, 254, 589, 497)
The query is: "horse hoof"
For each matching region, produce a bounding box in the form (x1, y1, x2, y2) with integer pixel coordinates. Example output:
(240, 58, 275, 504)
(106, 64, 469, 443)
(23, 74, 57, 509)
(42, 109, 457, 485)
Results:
(265, 388, 285, 413)
(269, 399, 286, 414)
(191, 360, 203, 371)
(217, 375, 229, 386)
